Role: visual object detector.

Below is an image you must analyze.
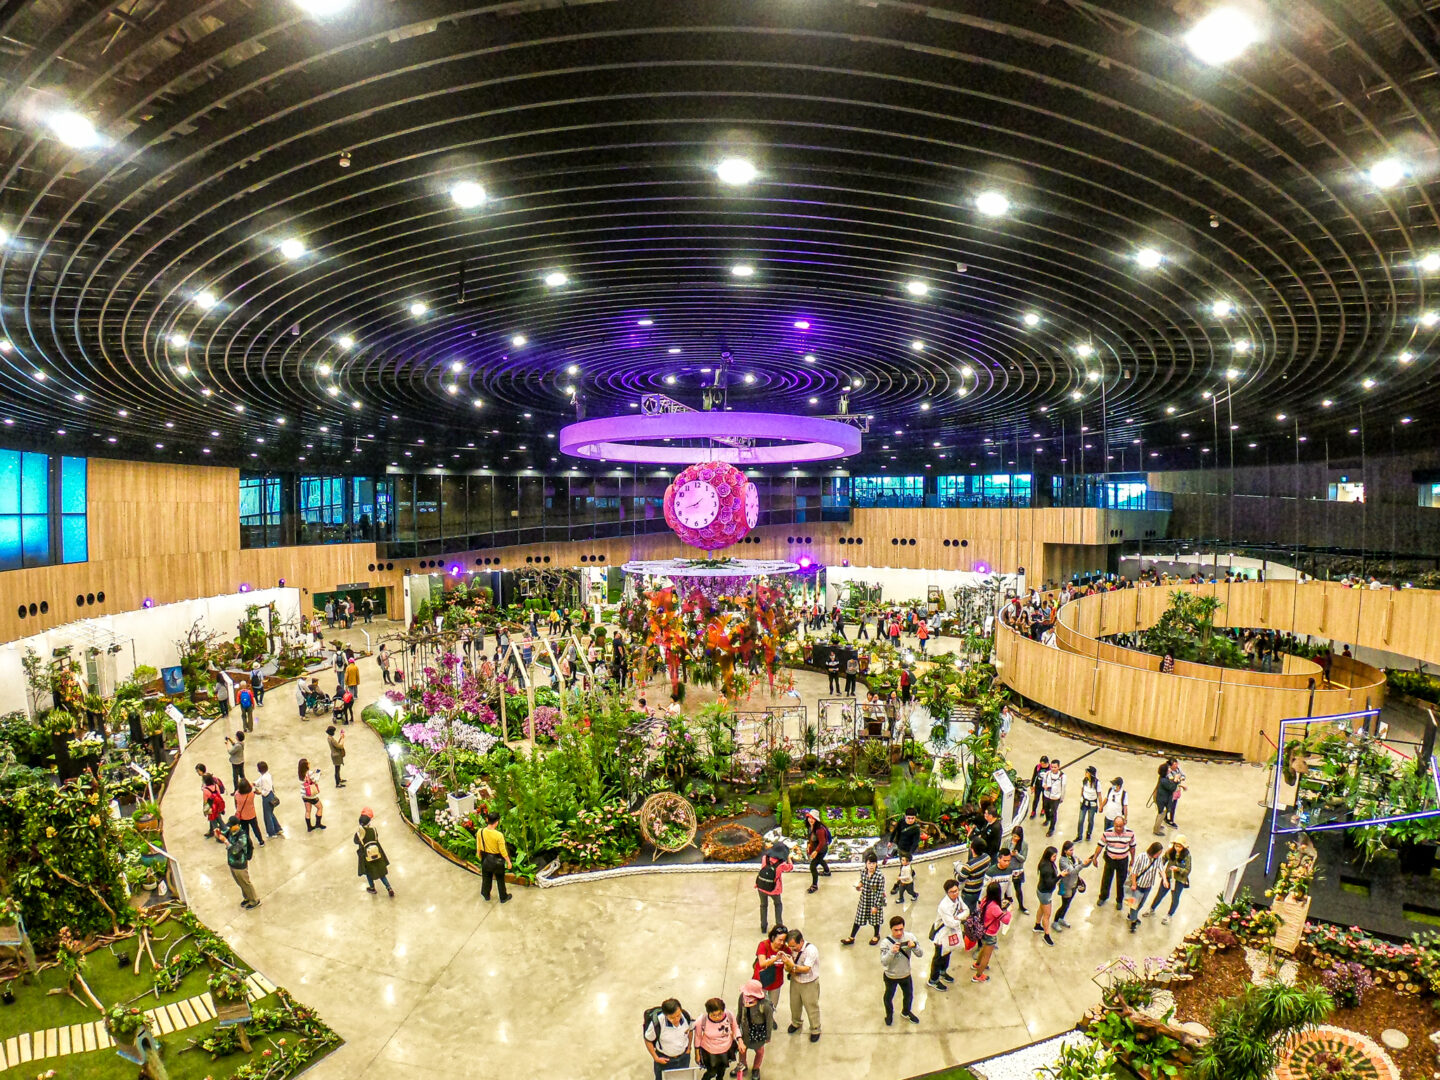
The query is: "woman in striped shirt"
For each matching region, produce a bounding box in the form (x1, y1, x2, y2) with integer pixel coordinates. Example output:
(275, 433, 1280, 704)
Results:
(1125, 842, 1165, 932)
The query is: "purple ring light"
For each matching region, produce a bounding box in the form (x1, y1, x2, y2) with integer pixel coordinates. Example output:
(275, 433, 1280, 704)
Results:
(559, 411, 861, 464)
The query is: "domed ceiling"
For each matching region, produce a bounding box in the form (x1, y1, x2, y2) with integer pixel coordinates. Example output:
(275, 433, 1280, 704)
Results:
(0, 0, 1437, 474)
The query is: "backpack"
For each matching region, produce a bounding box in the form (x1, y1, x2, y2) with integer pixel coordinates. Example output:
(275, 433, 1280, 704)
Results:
(358, 830, 383, 862)
(238, 688, 253, 709)
(962, 902, 987, 950)
(755, 857, 778, 892)
(643, 1006, 691, 1046)
(226, 839, 247, 869)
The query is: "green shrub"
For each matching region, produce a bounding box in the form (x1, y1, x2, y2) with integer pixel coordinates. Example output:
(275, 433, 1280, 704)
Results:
(1386, 668, 1440, 705)
(885, 775, 952, 824)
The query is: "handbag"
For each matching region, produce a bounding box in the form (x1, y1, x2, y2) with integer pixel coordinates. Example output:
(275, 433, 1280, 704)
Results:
(1076, 876, 1088, 893)
(263, 790, 280, 809)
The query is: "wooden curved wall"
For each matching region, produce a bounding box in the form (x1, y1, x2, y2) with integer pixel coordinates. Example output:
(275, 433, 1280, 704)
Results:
(996, 582, 1396, 761)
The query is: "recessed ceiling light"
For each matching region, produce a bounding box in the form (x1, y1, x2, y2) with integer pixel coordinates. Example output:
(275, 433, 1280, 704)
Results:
(118, 409, 128, 418)
(31, 369, 45, 381)
(911, 340, 925, 351)
(1087, 370, 1101, 382)
(808, 397, 818, 404)
(276, 417, 286, 425)
(1276, 413, 1287, 421)
(73, 392, 85, 402)
(1070, 390, 1083, 400)
(0, 340, 11, 353)
(450, 181, 486, 208)
(664, 375, 676, 385)
(1233, 339, 1253, 353)
(1362, 377, 1376, 389)
(1402, 416, 1413, 424)
(200, 387, 212, 396)
(1184, 6, 1261, 65)
(803, 354, 815, 363)
(1165, 405, 1177, 414)
(512, 334, 527, 347)
(637, 318, 654, 327)
(1135, 247, 1163, 269)
(668, 347, 682, 355)
(1369, 157, 1407, 189)
(1202, 390, 1212, 399)
(1321, 399, 1333, 407)
(293, 0, 350, 16)
(1421, 310, 1439, 327)
(409, 301, 428, 317)
(906, 280, 929, 297)
(446, 385, 459, 395)
(730, 264, 754, 278)
(793, 320, 810, 330)
(107, 436, 116, 443)
(566, 364, 579, 375)
(278, 238, 305, 260)
(715, 157, 757, 185)
(543, 271, 568, 287)
(1076, 342, 1094, 358)
(743, 373, 756, 384)
(337, 335, 354, 350)
(1421, 253, 1440, 273)
(167, 333, 187, 349)
(326, 386, 340, 397)
(1211, 299, 1234, 318)
(195, 290, 217, 310)
(317, 363, 332, 377)
(920, 402, 930, 411)
(234, 404, 245, 413)
(351, 400, 361, 409)
(46, 110, 99, 148)
(1399, 350, 1414, 363)
(450, 360, 464, 373)
(1022, 312, 1040, 327)
(975, 190, 1010, 217)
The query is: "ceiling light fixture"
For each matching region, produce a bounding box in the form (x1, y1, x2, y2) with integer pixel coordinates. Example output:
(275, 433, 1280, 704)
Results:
(409, 301, 428, 317)
(512, 334, 527, 347)
(46, 110, 99, 148)
(743, 373, 756, 384)
(1369, 157, 1408, 189)
(1211, 299, 1234, 318)
(1076, 342, 1094, 358)
(1022, 312, 1040, 327)
(326, 386, 340, 397)
(566, 364, 579, 375)
(195, 290, 217, 310)
(911, 340, 925, 351)
(1184, 6, 1261, 65)
(715, 157, 757, 185)
(730, 263, 754, 278)
(278, 238, 305, 260)
(167, 333, 187, 349)
(337, 335, 354, 350)
(292, 0, 350, 16)
(1135, 247, 1163, 269)
(450, 360, 464, 373)
(974, 190, 1010, 217)
(543, 271, 568, 287)
(668, 347, 682, 355)
(906, 280, 929, 297)
(450, 181, 486, 208)
(1421, 310, 1439, 328)
(473, 398, 484, 408)
(1420, 253, 1440, 273)
(1233, 338, 1253, 353)
(446, 385, 459, 395)
(1399, 350, 1414, 363)
(317, 363, 332, 377)
(173, 365, 190, 377)
(637, 318, 654, 327)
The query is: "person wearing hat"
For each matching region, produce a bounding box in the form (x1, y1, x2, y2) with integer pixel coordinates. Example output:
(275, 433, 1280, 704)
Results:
(1145, 835, 1191, 924)
(804, 809, 832, 894)
(224, 816, 260, 909)
(755, 841, 794, 933)
(735, 978, 776, 1080)
(1101, 776, 1129, 833)
(354, 808, 394, 897)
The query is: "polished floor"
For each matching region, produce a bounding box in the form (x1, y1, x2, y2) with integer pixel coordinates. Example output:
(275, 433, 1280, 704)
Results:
(160, 628, 1270, 1079)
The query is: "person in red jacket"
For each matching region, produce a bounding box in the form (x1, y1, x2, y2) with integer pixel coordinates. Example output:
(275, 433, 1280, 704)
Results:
(755, 841, 794, 932)
(202, 774, 227, 843)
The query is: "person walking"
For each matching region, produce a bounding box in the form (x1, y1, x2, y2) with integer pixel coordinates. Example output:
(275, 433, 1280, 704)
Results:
(956, 838, 990, 913)
(916, 618, 929, 654)
(326, 725, 347, 787)
(803, 810, 832, 893)
(753, 927, 788, 1009)
(643, 998, 694, 1080)
(735, 980, 776, 1080)
(1089, 815, 1136, 912)
(894, 853, 918, 903)
(324, 599, 335, 627)
(224, 817, 260, 909)
(694, 998, 742, 1080)
(1151, 760, 1178, 835)
(1008, 826, 1030, 914)
(1126, 842, 1165, 932)
(354, 809, 395, 896)
(970, 881, 1012, 983)
(1076, 766, 1101, 841)
(926, 879, 967, 992)
(202, 773, 227, 842)
(249, 660, 265, 708)
(299, 758, 325, 831)
(879, 915, 922, 1025)
(888, 807, 923, 868)
(1164, 760, 1188, 827)
(237, 683, 256, 732)
(755, 842, 793, 932)
(1028, 756, 1049, 820)
(254, 761, 283, 838)
(332, 646, 347, 696)
(1032, 846, 1058, 946)
(225, 731, 246, 786)
(233, 778, 265, 849)
(343, 656, 360, 721)
(1101, 776, 1129, 832)
(844, 654, 858, 695)
(477, 811, 512, 903)
(1054, 840, 1082, 929)
(783, 929, 821, 1042)
(294, 677, 312, 721)
(1146, 835, 1191, 924)
(378, 644, 392, 686)
(1040, 759, 1066, 837)
(361, 595, 374, 624)
(842, 851, 886, 946)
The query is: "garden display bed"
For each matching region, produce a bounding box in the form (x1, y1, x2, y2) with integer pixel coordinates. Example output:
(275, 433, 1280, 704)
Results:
(1167, 944, 1433, 1080)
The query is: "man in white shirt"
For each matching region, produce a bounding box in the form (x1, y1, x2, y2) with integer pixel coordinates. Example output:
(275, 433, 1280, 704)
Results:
(926, 879, 969, 991)
(643, 998, 693, 1079)
(253, 761, 282, 838)
(1041, 760, 1067, 837)
(784, 929, 821, 1041)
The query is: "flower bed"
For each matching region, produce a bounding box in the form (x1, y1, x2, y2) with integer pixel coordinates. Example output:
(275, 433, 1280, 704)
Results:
(783, 803, 879, 839)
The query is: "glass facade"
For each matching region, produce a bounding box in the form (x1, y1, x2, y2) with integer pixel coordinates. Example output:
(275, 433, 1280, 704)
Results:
(850, 475, 924, 507)
(0, 451, 87, 572)
(935, 473, 1033, 508)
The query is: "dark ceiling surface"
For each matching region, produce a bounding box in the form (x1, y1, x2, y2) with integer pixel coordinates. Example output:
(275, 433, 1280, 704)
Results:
(1, 0, 1439, 475)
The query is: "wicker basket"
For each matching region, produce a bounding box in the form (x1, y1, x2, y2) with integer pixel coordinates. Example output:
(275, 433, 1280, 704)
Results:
(638, 792, 698, 860)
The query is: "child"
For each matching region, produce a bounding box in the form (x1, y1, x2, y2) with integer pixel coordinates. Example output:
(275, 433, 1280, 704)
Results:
(202, 775, 227, 843)
(894, 852, 918, 902)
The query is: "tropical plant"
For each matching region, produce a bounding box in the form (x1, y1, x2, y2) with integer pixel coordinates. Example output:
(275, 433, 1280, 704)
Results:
(1190, 982, 1335, 1080)
(1089, 1011, 1180, 1077)
(884, 774, 950, 826)
(1141, 590, 1247, 669)
(104, 1004, 148, 1043)
(208, 969, 250, 1003)
(1035, 1038, 1118, 1080)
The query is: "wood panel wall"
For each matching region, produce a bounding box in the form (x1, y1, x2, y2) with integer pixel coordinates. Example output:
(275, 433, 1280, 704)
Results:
(997, 581, 1399, 761)
(0, 459, 400, 643)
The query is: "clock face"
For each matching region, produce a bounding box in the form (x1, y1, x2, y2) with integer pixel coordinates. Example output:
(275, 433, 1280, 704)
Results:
(673, 480, 720, 529)
(744, 482, 759, 529)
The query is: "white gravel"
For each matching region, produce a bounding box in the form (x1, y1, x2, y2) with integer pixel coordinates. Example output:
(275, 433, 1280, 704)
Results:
(968, 1029, 1097, 1080)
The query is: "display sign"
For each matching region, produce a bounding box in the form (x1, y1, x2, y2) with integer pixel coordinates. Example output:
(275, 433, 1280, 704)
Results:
(160, 666, 185, 694)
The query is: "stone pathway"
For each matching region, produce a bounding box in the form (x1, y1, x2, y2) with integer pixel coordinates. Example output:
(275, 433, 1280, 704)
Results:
(0, 970, 276, 1069)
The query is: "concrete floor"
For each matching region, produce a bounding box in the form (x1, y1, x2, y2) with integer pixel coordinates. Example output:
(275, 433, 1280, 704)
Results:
(160, 627, 1271, 1080)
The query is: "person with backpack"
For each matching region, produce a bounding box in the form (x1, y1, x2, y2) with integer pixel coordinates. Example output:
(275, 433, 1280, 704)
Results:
(248, 660, 265, 708)
(225, 817, 260, 909)
(643, 998, 693, 1080)
(237, 683, 255, 732)
(1101, 776, 1129, 832)
(734, 979, 776, 1080)
(803, 810, 832, 893)
(326, 725, 347, 787)
(755, 842, 793, 932)
(298, 757, 325, 832)
(354, 808, 394, 896)
(926, 879, 968, 992)
(841, 851, 886, 946)
(970, 881, 1012, 983)
(694, 997, 742, 1080)
(203, 774, 227, 842)
(753, 926, 789, 1008)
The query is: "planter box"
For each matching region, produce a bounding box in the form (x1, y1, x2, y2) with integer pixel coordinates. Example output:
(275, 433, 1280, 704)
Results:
(1397, 839, 1437, 876)
(447, 791, 476, 819)
(1271, 893, 1312, 954)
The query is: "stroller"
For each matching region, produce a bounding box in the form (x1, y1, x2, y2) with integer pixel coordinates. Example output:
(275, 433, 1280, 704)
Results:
(304, 688, 336, 718)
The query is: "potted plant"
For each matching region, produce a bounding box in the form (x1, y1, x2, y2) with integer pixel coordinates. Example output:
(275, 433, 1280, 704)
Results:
(207, 970, 249, 1004)
(133, 800, 162, 835)
(104, 1004, 149, 1051)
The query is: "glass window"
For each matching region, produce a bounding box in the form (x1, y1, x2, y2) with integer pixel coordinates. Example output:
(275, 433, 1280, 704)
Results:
(851, 475, 923, 507)
(1327, 481, 1364, 504)
(239, 473, 282, 548)
(414, 475, 440, 541)
(60, 457, 87, 563)
(0, 450, 87, 570)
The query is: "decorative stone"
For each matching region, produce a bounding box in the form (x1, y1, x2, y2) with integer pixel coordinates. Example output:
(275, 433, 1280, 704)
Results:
(1245, 945, 1298, 986)
(1428, 1028, 1440, 1047)
(1179, 1021, 1211, 1039)
(1381, 1029, 1410, 1050)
